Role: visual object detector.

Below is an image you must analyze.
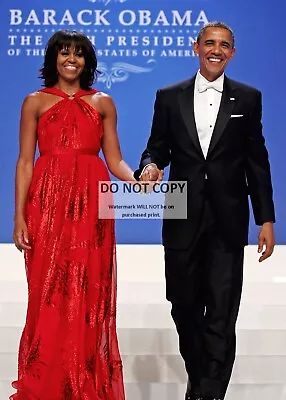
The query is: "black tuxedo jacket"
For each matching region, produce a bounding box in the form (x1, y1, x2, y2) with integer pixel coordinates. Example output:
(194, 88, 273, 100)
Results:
(135, 75, 275, 249)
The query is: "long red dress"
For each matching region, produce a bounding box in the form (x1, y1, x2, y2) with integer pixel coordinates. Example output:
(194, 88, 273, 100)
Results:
(11, 87, 125, 400)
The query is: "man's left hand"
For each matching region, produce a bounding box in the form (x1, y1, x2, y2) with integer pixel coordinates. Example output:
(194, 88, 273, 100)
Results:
(258, 222, 275, 262)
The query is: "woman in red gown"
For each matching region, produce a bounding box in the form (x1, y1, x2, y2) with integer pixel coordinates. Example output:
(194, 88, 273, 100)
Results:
(12, 30, 134, 400)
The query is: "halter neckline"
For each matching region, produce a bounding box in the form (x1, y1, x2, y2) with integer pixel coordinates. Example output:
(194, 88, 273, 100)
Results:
(40, 87, 97, 99)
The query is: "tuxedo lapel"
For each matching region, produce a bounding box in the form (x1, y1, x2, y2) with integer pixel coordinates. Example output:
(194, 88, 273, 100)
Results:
(207, 77, 236, 157)
(178, 77, 204, 158)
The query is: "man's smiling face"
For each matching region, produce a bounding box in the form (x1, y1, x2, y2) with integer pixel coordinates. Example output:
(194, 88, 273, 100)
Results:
(194, 27, 235, 81)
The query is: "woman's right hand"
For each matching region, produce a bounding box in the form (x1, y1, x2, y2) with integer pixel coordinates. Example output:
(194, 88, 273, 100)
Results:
(13, 216, 31, 252)
(140, 164, 163, 182)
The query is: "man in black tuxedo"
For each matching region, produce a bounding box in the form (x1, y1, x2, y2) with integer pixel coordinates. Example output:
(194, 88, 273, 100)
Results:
(134, 22, 275, 400)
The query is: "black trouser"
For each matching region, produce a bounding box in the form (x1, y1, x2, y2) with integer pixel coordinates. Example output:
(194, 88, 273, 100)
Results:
(165, 199, 244, 399)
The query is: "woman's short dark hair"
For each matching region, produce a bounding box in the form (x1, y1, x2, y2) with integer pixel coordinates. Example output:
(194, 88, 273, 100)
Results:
(39, 30, 99, 89)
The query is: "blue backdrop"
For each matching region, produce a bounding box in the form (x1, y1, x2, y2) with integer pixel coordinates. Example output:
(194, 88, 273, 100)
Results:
(0, 0, 285, 244)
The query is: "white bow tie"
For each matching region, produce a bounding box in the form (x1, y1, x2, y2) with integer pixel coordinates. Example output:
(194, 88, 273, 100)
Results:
(198, 80, 223, 93)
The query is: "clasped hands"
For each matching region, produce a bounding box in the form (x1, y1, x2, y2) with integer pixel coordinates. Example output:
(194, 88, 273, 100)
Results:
(138, 163, 164, 193)
(139, 163, 164, 182)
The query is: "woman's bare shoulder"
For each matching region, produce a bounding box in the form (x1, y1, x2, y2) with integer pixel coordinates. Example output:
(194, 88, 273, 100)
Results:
(92, 91, 115, 106)
(24, 89, 52, 103)
(22, 90, 46, 111)
(91, 91, 116, 116)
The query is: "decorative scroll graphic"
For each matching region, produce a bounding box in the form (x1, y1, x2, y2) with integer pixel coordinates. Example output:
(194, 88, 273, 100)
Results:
(97, 59, 156, 88)
(88, 0, 127, 4)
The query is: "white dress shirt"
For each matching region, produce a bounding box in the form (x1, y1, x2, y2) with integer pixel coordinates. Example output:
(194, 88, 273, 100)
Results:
(140, 72, 225, 179)
(194, 71, 224, 158)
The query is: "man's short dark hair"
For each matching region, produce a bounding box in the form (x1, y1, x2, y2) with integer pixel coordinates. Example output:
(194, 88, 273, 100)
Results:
(197, 22, 235, 47)
(39, 30, 100, 89)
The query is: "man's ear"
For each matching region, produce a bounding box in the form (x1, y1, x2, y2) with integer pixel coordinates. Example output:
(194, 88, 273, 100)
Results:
(230, 47, 236, 60)
(193, 41, 199, 56)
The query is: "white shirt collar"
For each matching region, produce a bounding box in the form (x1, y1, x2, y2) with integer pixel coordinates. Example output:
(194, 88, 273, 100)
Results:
(196, 70, 225, 93)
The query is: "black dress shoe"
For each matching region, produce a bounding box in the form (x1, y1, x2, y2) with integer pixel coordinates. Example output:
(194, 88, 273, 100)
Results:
(185, 394, 202, 400)
(202, 397, 222, 400)
(185, 379, 202, 400)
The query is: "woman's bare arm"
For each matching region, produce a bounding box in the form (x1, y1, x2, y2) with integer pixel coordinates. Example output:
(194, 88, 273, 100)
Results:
(14, 93, 38, 250)
(99, 94, 135, 182)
